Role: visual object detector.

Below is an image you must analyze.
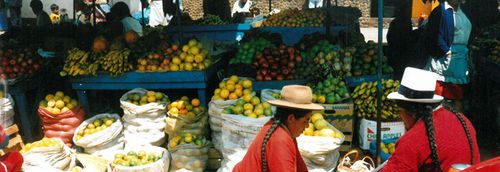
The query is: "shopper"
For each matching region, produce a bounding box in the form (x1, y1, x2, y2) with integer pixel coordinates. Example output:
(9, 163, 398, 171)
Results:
(7, 0, 22, 27)
(231, 0, 252, 17)
(233, 85, 323, 172)
(49, 4, 61, 24)
(0, 125, 23, 172)
(110, 2, 143, 36)
(424, 0, 472, 112)
(30, 0, 51, 27)
(379, 67, 479, 172)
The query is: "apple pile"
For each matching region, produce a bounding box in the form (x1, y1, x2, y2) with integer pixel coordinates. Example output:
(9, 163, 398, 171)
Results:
(352, 41, 393, 76)
(253, 45, 302, 81)
(230, 38, 274, 65)
(0, 48, 42, 80)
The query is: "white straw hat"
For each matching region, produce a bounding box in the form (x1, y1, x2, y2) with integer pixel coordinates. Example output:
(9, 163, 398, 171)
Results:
(387, 67, 443, 103)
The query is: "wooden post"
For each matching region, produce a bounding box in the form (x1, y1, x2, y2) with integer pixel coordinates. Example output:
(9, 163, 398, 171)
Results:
(376, 0, 384, 167)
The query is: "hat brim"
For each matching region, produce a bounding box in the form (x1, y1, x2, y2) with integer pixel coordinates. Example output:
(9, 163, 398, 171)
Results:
(387, 92, 443, 103)
(268, 99, 324, 111)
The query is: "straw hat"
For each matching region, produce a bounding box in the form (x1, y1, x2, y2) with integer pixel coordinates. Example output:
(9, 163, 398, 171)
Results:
(268, 85, 324, 111)
(387, 67, 443, 103)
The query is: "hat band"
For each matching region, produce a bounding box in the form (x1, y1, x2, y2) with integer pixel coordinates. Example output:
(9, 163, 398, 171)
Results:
(398, 85, 435, 99)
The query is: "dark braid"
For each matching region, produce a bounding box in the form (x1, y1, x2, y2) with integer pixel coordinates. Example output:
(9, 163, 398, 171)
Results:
(445, 106, 475, 164)
(396, 101, 442, 171)
(261, 119, 280, 172)
(260, 107, 310, 172)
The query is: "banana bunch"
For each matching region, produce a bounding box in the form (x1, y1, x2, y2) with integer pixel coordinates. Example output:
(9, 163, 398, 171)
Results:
(98, 49, 134, 76)
(61, 48, 97, 76)
(352, 79, 400, 120)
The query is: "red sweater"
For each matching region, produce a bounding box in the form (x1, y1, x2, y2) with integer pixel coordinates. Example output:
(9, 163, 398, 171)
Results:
(382, 107, 480, 172)
(233, 120, 308, 172)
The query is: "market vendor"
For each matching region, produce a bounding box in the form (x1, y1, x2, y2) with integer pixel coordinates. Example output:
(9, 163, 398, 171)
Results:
(110, 2, 143, 36)
(0, 125, 23, 172)
(424, 0, 472, 112)
(380, 67, 480, 172)
(231, 0, 252, 17)
(233, 85, 323, 172)
(30, 0, 51, 27)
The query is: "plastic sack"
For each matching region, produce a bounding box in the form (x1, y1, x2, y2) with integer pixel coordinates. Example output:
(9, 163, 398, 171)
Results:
(0, 93, 15, 127)
(208, 100, 234, 150)
(297, 124, 345, 172)
(165, 111, 208, 139)
(259, 89, 280, 114)
(76, 153, 109, 172)
(22, 138, 76, 171)
(39, 106, 85, 147)
(73, 113, 124, 155)
(218, 114, 270, 172)
(169, 138, 209, 172)
(107, 145, 170, 172)
(120, 88, 167, 146)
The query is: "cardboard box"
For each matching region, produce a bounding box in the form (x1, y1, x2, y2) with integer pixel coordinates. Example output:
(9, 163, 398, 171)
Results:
(359, 118, 405, 150)
(319, 103, 354, 132)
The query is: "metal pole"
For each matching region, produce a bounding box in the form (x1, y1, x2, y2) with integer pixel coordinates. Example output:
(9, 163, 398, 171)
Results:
(376, 0, 384, 167)
(93, 0, 96, 25)
(268, 0, 272, 14)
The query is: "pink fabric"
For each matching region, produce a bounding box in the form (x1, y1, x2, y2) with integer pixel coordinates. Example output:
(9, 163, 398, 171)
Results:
(233, 120, 308, 172)
(381, 107, 480, 172)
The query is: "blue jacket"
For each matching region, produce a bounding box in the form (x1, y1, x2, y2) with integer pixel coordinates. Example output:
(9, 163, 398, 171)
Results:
(425, 3, 455, 57)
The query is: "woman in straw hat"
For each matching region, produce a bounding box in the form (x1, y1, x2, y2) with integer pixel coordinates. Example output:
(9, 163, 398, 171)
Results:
(379, 67, 479, 172)
(233, 85, 324, 172)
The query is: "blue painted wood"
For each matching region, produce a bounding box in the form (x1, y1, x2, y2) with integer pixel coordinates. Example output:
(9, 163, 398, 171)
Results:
(166, 24, 252, 42)
(253, 80, 308, 91)
(71, 82, 207, 90)
(76, 90, 90, 115)
(70, 71, 208, 83)
(259, 26, 350, 45)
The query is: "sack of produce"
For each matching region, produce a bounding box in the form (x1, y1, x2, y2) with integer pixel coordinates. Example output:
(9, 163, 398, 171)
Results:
(259, 89, 280, 113)
(218, 114, 270, 172)
(165, 97, 208, 139)
(0, 92, 15, 127)
(73, 113, 124, 156)
(120, 88, 169, 146)
(209, 76, 254, 150)
(297, 112, 345, 172)
(75, 153, 109, 172)
(108, 145, 170, 172)
(168, 135, 209, 172)
(38, 92, 85, 147)
(21, 138, 76, 171)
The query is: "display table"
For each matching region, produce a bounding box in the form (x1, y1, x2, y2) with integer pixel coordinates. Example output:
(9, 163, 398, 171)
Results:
(252, 80, 308, 91)
(69, 61, 221, 114)
(8, 76, 44, 142)
(166, 24, 252, 42)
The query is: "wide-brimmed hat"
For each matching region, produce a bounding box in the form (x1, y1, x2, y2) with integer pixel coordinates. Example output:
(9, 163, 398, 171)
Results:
(268, 85, 324, 111)
(387, 67, 443, 103)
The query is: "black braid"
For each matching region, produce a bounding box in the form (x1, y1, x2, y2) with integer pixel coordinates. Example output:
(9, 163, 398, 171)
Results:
(260, 107, 310, 172)
(422, 108, 442, 172)
(445, 106, 474, 164)
(261, 119, 281, 172)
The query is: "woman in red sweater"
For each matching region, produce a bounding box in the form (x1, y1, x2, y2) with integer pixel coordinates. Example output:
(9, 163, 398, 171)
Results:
(381, 67, 480, 172)
(233, 85, 324, 172)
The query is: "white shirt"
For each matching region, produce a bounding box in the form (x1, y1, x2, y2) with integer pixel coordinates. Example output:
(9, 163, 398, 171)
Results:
(231, 0, 252, 17)
(121, 17, 143, 36)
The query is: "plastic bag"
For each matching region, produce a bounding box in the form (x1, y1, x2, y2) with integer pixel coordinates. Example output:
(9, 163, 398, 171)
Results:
(208, 100, 234, 150)
(169, 139, 209, 172)
(218, 114, 270, 172)
(165, 111, 208, 139)
(120, 88, 167, 146)
(337, 150, 374, 172)
(39, 106, 85, 147)
(73, 113, 124, 155)
(22, 138, 76, 171)
(297, 124, 345, 172)
(107, 145, 170, 172)
(259, 89, 280, 114)
(0, 93, 15, 127)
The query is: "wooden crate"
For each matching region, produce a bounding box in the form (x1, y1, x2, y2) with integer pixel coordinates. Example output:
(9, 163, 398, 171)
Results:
(339, 131, 353, 153)
(0, 125, 24, 156)
(319, 103, 354, 133)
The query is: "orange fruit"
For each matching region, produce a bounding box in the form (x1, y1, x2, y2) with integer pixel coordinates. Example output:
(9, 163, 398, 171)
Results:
(191, 99, 201, 107)
(243, 89, 252, 96)
(147, 96, 156, 103)
(235, 84, 243, 90)
(229, 93, 238, 100)
(226, 84, 235, 92)
(234, 89, 243, 97)
(220, 89, 230, 99)
(171, 44, 178, 51)
(179, 109, 188, 115)
(176, 101, 185, 109)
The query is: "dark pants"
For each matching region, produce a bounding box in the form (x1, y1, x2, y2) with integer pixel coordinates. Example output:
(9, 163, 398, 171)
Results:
(9, 6, 21, 27)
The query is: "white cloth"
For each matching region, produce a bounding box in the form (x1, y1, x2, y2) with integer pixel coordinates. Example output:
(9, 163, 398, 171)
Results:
(309, 0, 323, 8)
(148, 0, 169, 27)
(231, 0, 251, 17)
(121, 16, 143, 36)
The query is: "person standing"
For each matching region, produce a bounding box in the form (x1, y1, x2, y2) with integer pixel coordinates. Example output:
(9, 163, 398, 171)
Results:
(7, 0, 22, 27)
(231, 0, 251, 17)
(30, 0, 51, 27)
(424, 0, 472, 112)
(49, 4, 61, 24)
(233, 85, 323, 172)
(380, 67, 480, 172)
(110, 2, 143, 36)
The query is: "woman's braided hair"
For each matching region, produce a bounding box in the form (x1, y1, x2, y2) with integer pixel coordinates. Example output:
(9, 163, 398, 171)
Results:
(396, 101, 475, 171)
(261, 107, 310, 172)
(444, 105, 475, 164)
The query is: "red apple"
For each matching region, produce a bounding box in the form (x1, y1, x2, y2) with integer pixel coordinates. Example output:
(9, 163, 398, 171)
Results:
(276, 74, 284, 81)
(271, 71, 277, 78)
(265, 75, 272, 81)
(5, 67, 12, 73)
(256, 75, 263, 81)
(33, 63, 40, 70)
(9, 59, 16, 65)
